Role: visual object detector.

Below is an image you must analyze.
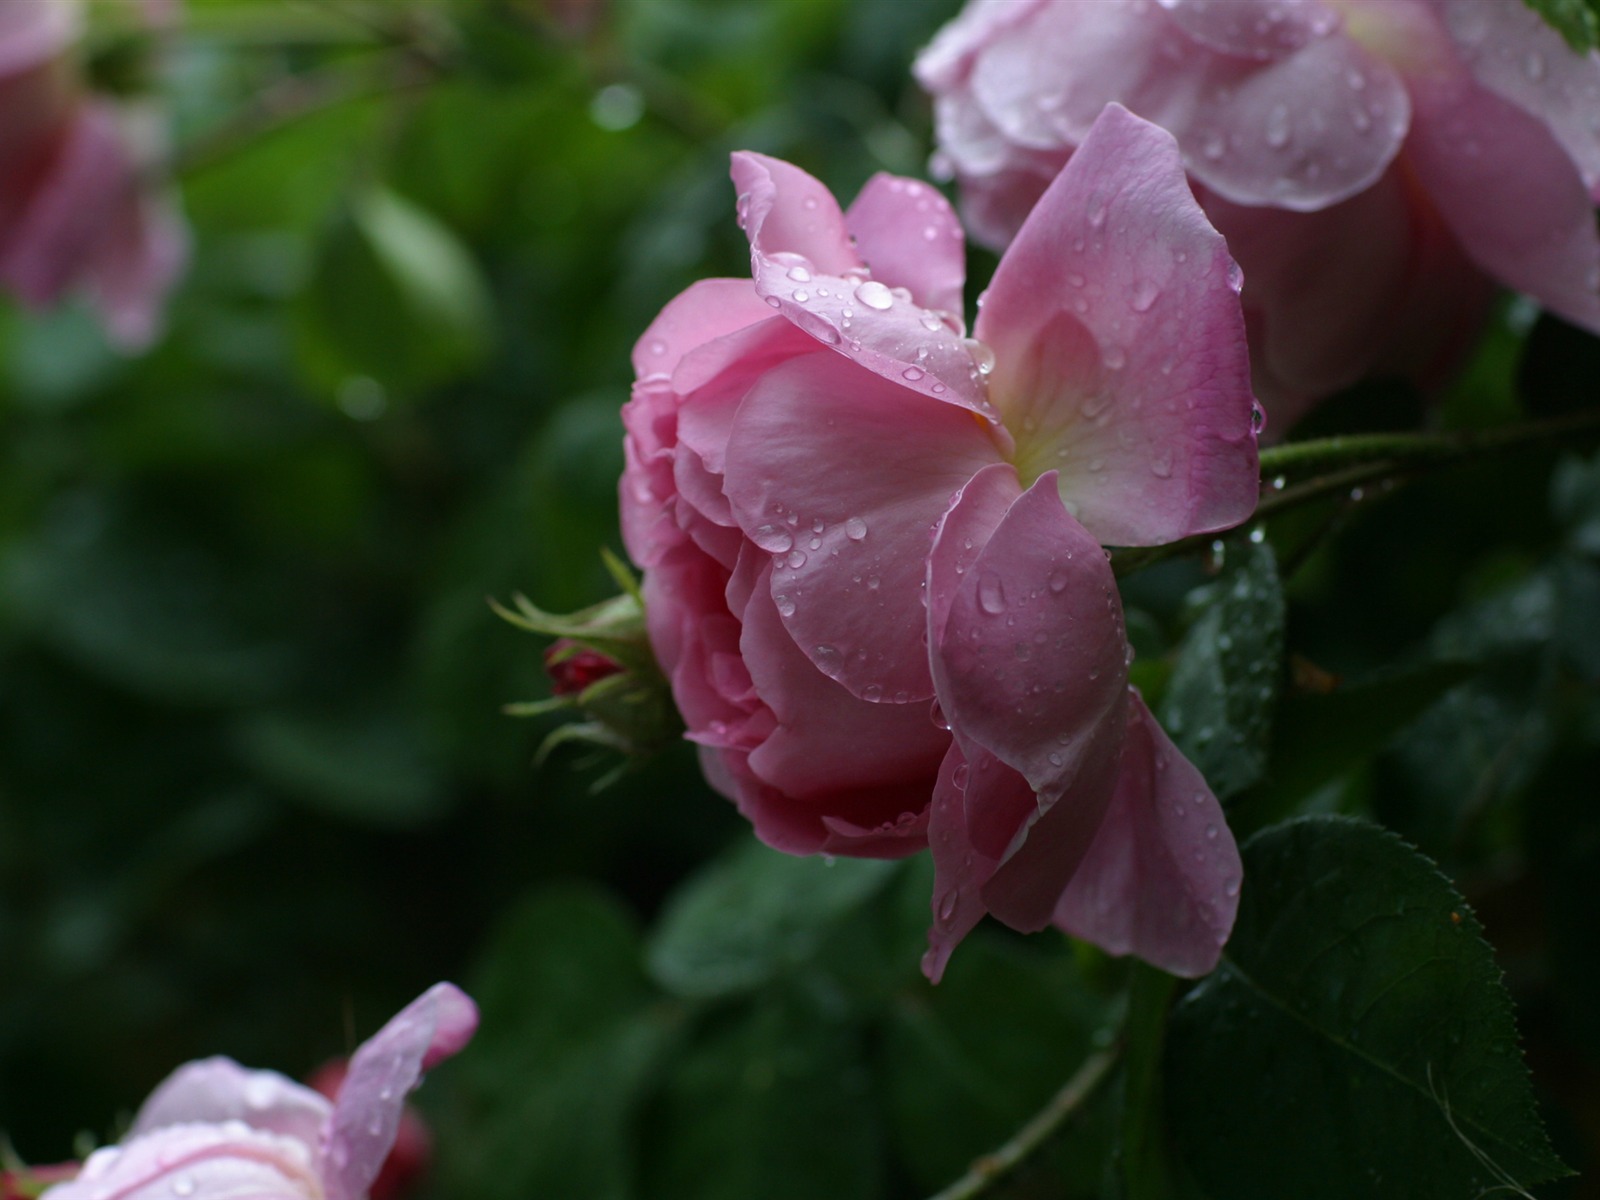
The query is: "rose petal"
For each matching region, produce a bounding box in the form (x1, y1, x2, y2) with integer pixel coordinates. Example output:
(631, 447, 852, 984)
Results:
(0, 0, 79, 77)
(1053, 691, 1241, 977)
(1438, 0, 1600, 196)
(732, 151, 995, 416)
(87, 183, 186, 349)
(1405, 68, 1600, 334)
(966, 0, 1408, 210)
(723, 350, 1001, 703)
(631, 277, 775, 381)
(43, 1125, 319, 1200)
(318, 984, 478, 1200)
(921, 742, 1000, 983)
(1156, 0, 1338, 60)
(913, 0, 1050, 92)
(738, 558, 949, 800)
(130, 1059, 331, 1148)
(0, 103, 130, 307)
(977, 104, 1259, 546)
(844, 173, 965, 317)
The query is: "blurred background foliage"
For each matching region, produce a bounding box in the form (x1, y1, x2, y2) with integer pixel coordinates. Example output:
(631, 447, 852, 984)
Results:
(1, 1, 1597, 1197)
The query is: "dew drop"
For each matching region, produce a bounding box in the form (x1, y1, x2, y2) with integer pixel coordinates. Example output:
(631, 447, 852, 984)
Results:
(854, 280, 894, 310)
(844, 516, 868, 541)
(1265, 103, 1291, 149)
(864, 683, 884, 702)
(952, 763, 970, 789)
(171, 1178, 195, 1198)
(937, 889, 959, 922)
(764, 295, 782, 309)
(902, 366, 926, 382)
(977, 572, 1007, 614)
(752, 524, 793, 553)
(1150, 451, 1173, 479)
(866, 575, 881, 590)
(1130, 278, 1160, 312)
(787, 265, 812, 283)
(785, 549, 808, 568)
(792, 290, 809, 303)
(1224, 877, 1240, 897)
(775, 594, 797, 617)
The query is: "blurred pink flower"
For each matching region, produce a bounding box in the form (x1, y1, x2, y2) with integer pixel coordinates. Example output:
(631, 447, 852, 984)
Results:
(0, 0, 186, 348)
(624, 105, 1256, 981)
(917, 0, 1600, 426)
(39, 984, 477, 1200)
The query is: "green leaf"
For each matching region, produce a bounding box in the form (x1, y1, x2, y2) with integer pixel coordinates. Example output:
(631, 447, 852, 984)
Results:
(444, 886, 675, 1200)
(883, 934, 1113, 1195)
(1234, 661, 1477, 833)
(1521, 0, 1600, 51)
(1167, 816, 1569, 1200)
(1159, 540, 1285, 800)
(640, 989, 882, 1200)
(646, 839, 898, 999)
(296, 187, 492, 400)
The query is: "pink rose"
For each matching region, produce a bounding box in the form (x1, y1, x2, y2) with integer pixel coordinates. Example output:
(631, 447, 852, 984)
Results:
(39, 984, 477, 1200)
(0, 0, 186, 348)
(623, 105, 1257, 981)
(917, 0, 1600, 426)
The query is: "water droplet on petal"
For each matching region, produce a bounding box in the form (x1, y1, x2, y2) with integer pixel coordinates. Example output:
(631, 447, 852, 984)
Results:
(854, 280, 894, 310)
(775, 594, 797, 617)
(844, 516, 868, 541)
(787, 265, 812, 283)
(785, 549, 807, 568)
(752, 524, 793, 553)
(1265, 103, 1290, 149)
(937, 889, 959, 922)
(863, 683, 884, 702)
(1130, 279, 1160, 312)
(977, 572, 1006, 614)
(902, 366, 925, 382)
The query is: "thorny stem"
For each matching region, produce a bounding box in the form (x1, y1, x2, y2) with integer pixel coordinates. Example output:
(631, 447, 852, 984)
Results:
(1112, 408, 1600, 578)
(924, 1043, 1121, 1200)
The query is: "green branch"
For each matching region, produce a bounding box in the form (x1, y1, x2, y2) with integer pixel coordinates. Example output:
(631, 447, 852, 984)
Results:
(925, 1044, 1121, 1200)
(1113, 409, 1600, 578)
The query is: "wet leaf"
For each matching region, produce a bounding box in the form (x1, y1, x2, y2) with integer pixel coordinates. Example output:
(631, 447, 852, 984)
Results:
(1167, 816, 1569, 1200)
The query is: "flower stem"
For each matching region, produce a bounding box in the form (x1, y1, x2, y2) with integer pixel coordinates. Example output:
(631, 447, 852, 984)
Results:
(1113, 409, 1600, 578)
(924, 1043, 1121, 1200)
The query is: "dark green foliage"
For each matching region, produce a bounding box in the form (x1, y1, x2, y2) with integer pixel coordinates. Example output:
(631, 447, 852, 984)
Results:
(1168, 817, 1569, 1199)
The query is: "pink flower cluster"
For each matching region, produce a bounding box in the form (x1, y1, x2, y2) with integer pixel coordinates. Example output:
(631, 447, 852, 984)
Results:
(918, 0, 1600, 424)
(40, 984, 476, 1200)
(0, 0, 186, 347)
(624, 106, 1257, 981)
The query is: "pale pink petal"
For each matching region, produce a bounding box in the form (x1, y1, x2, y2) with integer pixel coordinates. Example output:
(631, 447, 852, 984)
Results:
(929, 470, 1129, 930)
(88, 185, 186, 349)
(922, 742, 1000, 983)
(913, 0, 1049, 91)
(732, 151, 995, 417)
(1202, 171, 1494, 427)
(966, 0, 1408, 210)
(1437, 0, 1600, 195)
(0, 104, 130, 307)
(1155, 0, 1338, 62)
(737, 559, 950, 800)
(1053, 691, 1241, 977)
(843, 173, 965, 317)
(130, 1059, 331, 1148)
(631, 278, 773, 380)
(1405, 71, 1600, 334)
(42, 1125, 320, 1200)
(976, 105, 1258, 546)
(645, 546, 752, 739)
(723, 350, 1002, 703)
(619, 379, 685, 568)
(0, 0, 79, 77)
(318, 983, 478, 1200)
(730, 150, 860, 276)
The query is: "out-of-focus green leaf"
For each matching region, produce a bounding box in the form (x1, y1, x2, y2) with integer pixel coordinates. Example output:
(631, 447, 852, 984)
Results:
(1235, 661, 1477, 833)
(1159, 540, 1284, 800)
(296, 187, 492, 401)
(445, 885, 674, 1200)
(1168, 816, 1569, 1199)
(1521, 0, 1600, 51)
(884, 933, 1113, 1195)
(646, 839, 898, 999)
(232, 702, 449, 827)
(639, 989, 881, 1200)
